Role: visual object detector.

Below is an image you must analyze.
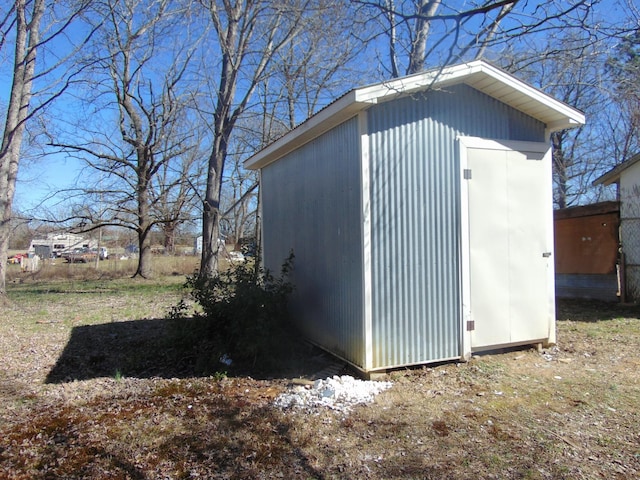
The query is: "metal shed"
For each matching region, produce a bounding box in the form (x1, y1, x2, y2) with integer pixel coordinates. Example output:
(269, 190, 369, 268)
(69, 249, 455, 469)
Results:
(245, 60, 585, 373)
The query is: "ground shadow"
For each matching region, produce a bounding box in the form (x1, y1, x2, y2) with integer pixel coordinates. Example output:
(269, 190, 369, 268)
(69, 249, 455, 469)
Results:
(46, 318, 334, 384)
(47, 299, 640, 383)
(46, 318, 179, 383)
(556, 298, 640, 322)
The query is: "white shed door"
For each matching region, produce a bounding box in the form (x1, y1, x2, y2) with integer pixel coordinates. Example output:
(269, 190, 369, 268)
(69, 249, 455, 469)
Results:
(466, 143, 552, 349)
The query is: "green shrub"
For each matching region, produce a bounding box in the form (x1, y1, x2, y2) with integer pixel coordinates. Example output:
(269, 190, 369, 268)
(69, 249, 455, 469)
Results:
(169, 253, 296, 373)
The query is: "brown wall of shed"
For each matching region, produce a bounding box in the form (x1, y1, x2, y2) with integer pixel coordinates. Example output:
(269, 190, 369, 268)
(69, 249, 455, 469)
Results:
(554, 210, 619, 274)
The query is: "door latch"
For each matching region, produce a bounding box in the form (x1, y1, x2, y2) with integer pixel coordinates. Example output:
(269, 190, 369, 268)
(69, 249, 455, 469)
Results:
(542, 252, 552, 258)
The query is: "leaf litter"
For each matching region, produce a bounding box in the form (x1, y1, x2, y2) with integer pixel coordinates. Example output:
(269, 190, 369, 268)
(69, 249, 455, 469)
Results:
(1, 293, 640, 479)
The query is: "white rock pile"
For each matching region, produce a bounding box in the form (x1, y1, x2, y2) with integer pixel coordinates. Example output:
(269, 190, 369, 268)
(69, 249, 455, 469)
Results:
(274, 375, 392, 413)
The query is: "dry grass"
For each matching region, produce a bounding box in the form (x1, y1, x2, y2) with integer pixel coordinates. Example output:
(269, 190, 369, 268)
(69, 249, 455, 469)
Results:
(6, 254, 201, 282)
(1, 278, 639, 479)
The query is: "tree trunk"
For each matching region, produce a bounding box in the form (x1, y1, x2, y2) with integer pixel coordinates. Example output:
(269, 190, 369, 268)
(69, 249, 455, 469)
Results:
(406, 0, 441, 74)
(386, 0, 399, 78)
(200, 88, 230, 278)
(133, 167, 153, 278)
(134, 226, 153, 278)
(163, 223, 176, 254)
(200, 143, 225, 278)
(0, 0, 44, 296)
(552, 131, 568, 209)
(0, 144, 19, 295)
(201, 198, 221, 277)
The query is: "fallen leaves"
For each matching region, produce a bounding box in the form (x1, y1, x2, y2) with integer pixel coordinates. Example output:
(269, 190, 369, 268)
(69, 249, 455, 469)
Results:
(2, 295, 640, 479)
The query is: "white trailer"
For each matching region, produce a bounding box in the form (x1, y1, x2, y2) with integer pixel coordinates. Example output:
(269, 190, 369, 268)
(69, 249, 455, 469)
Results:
(28, 233, 97, 258)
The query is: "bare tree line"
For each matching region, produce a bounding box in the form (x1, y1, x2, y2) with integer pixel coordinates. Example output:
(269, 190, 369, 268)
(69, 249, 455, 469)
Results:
(1, 0, 638, 294)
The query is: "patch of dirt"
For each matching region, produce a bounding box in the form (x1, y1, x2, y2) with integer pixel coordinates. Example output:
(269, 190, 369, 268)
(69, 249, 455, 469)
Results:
(1, 298, 639, 479)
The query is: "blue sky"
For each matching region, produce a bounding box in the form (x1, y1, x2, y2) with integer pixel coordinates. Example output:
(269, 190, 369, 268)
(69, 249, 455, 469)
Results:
(15, 155, 81, 213)
(9, 0, 636, 213)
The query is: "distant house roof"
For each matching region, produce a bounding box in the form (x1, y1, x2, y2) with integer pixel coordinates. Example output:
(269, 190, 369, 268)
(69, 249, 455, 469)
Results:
(593, 152, 640, 186)
(245, 59, 586, 170)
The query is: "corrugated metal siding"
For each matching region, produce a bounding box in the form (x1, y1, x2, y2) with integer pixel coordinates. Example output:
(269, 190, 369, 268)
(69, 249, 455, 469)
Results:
(367, 84, 546, 370)
(555, 274, 619, 301)
(260, 117, 365, 366)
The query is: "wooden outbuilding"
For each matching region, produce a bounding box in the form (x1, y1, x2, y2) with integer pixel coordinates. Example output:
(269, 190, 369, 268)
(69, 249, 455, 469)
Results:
(553, 201, 620, 301)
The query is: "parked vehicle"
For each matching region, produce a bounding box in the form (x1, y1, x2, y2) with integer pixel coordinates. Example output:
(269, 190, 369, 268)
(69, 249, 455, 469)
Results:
(62, 248, 98, 263)
(228, 251, 245, 262)
(8, 253, 28, 264)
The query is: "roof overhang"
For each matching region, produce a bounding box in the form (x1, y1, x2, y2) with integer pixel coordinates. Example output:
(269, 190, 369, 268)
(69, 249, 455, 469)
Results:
(593, 152, 640, 186)
(245, 60, 586, 170)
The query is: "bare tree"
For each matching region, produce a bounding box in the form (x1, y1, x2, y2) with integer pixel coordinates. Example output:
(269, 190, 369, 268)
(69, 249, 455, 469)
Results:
(499, 6, 640, 207)
(605, 26, 640, 163)
(152, 135, 206, 254)
(0, 0, 94, 296)
(197, 0, 314, 277)
(269, 0, 364, 128)
(512, 34, 609, 208)
(219, 152, 258, 249)
(356, 1, 637, 207)
(51, 0, 203, 277)
(197, 0, 371, 277)
(357, 0, 598, 76)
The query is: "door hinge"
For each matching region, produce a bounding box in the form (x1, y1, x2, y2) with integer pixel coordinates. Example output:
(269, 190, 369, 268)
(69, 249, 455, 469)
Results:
(463, 169, 472, 180)
(466, 320, 475, 331)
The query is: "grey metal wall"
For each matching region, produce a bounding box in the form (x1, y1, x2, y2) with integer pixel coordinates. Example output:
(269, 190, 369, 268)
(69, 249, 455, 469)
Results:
(260, 117, 365, 366)
(555, 274, 619, 301)
(367, 84, 546, 369)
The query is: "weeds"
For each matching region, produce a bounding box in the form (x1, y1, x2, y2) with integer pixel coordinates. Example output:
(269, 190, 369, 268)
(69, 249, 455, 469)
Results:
(212, 371, 228, 381)
(169, 253, 300, 374)
(5, 255, 201, 283)
(2, 288, 640, 479)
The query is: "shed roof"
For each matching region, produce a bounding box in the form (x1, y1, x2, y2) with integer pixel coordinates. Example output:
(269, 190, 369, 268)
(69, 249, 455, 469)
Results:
(554, 200, 620, 220)
(592, 152, 640, 186)
(245, 60, 586, 170)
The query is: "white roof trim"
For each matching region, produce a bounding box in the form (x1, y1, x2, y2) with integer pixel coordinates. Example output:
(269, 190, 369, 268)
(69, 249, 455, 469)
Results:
(245, 60, 585, 170)
(593, 152, 640, 186)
